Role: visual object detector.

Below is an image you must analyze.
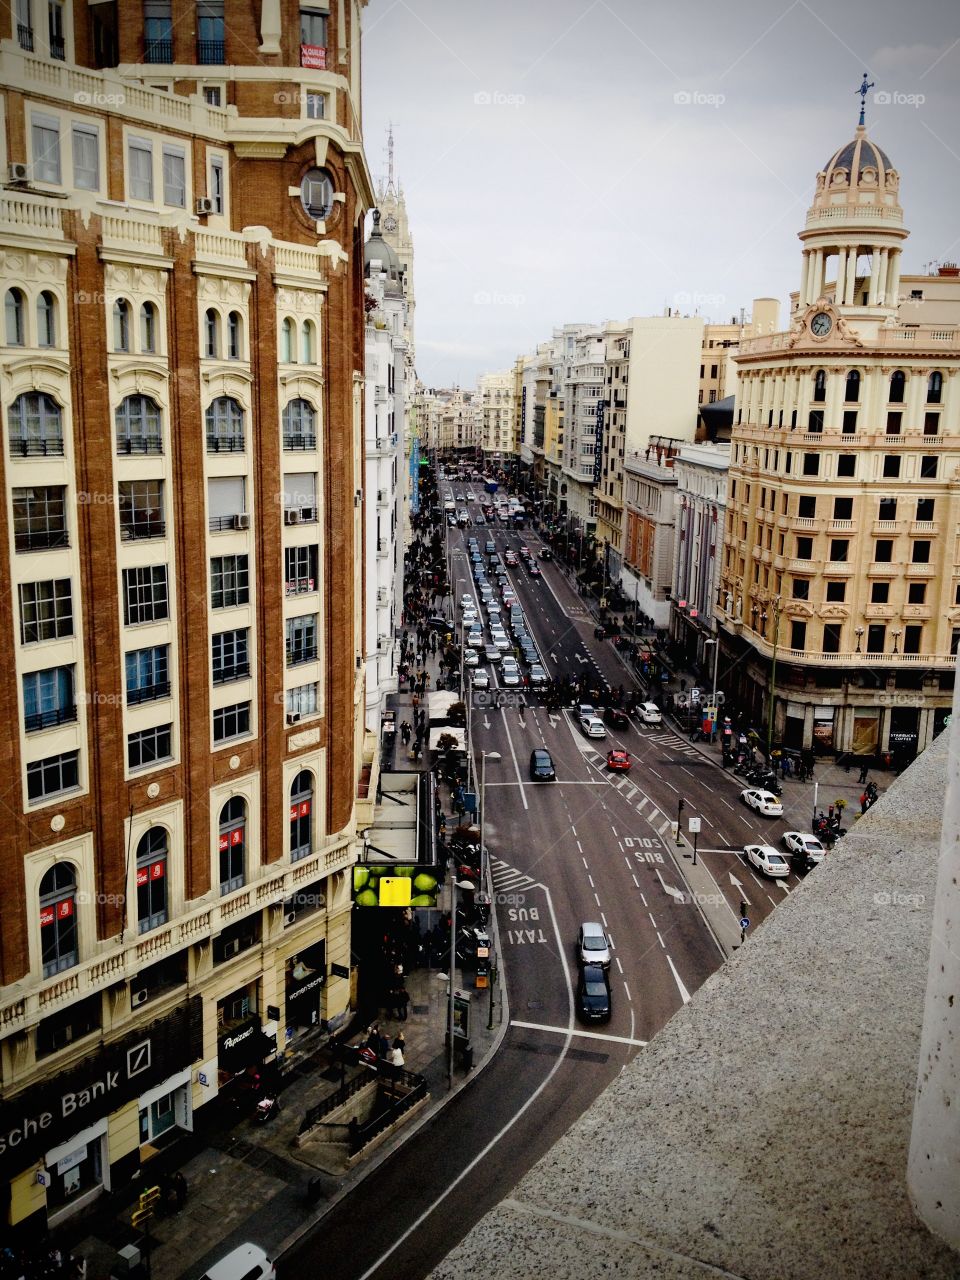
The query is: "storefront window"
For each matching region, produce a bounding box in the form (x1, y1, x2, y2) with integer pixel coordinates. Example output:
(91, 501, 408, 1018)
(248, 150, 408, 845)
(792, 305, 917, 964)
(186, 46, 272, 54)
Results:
(45, 1135, 104, 1210)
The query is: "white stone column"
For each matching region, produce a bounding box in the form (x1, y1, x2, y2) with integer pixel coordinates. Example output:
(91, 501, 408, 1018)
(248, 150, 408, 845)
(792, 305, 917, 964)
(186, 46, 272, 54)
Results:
(799, 252, 811, 308)
(888, 251, 902, 308)
(812, 249, 825, 302)
(844, 248, 859, 305)
(867, 246, 880, 306)
(908, 679, 960, 1251)
(833, 249, 847, 303)
(875, 248, 889, 305)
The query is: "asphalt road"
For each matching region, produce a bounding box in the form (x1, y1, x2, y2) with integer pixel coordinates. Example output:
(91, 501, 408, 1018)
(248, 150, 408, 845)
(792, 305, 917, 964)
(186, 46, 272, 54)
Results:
(280, 489, 827, 1280)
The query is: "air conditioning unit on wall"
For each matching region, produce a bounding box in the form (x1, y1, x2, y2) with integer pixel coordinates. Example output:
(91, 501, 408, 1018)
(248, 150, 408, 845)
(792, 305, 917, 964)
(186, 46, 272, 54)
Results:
(195, 196, 216, 215)
(8, 162, 30, 184)
(222, 939, 240, 959)
(131, 987, 149, 1007)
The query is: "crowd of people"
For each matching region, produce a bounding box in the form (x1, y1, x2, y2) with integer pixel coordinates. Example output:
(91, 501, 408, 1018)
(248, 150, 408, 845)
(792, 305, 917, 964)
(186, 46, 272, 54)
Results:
(0, 1247, 85, 1280)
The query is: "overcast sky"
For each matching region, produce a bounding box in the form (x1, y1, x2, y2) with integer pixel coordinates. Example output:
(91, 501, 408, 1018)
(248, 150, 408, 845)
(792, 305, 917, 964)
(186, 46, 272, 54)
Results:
(361, 0, 960, 390)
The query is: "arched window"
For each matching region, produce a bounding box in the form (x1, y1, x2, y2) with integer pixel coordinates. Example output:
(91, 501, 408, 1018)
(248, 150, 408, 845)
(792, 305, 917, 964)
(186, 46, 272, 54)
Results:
(113, 298, 130, 352)
(4, 288, 25, 346)
(8, 392, 63, 456)
(116, 395, 162, 454)
(290, 770, 313, 861)
(205, 396, 244, 452)
(927, 371, 943, 404)
(844, 370, 860, 403)
(282, 398, 316, 450)
(140, 302, 158, 354)
(280, 317, 295, 363)
(227, 311, 242, 360)
(204, 308, 220, 359)
(812, 370, 826, 403)
(39, 863, 78, 977)
(300, 320, 316, 365)
(889, 370, 905, 404)
(218, 797, 246, 894)
(37, 291, 56, 347)
(136, 828, 168, 933)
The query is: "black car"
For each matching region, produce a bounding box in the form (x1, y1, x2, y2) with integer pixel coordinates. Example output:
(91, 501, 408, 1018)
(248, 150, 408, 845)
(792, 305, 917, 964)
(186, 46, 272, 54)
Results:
(529, 748, 556, 781)
(607, 707, 629, 729)
(577, 965, 611, 1022)
(539, 547, 552, 560)
(426, 616, 451, 632)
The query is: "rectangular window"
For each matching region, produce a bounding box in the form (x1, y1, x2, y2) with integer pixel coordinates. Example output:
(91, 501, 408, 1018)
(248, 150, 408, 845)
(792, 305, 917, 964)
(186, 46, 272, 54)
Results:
(143, 0, 173, 61)
(903, 624, 922, 655)
(208, 476, 246, 531)
(842, 411, 857, 434)
(825, 581, 846, 602)
(871, 581, 890, 604)
(123, 565, 169, 625)
(202, 85, 222, 106)
(886, 411, 902, 436)
(830, 539, 849, 562)
(833, 496, 852, 519)
(22, 665, 75, 731)
(867, 624, 886, 654)
(924, 411, 940, 436)
(126, 645, 170, 704)
(71, 124, 100, 191)
(792, 578, 810, 600)
(802, 453, 819, 476)
(197, 0, 225, 62)
(920, 455, 938, 479)
(878, 497, 897, 521)
(907, 582, 926, 605)
(31, 113, 61, 183)
(286, 615, 318, 665)
(912, 540, 931, 564)
(27, 749, 79, 802)
(797, 495, 816, 518)
(795, 537, 812, 560)
(16, 0, 33, 49)
(283, 472, 318, 522)
(882, 455, 901, 478)
(807, 410, 823, 433)
(209, 154, 225, 214)
(128, 137, 154, 201)
(212, 628, 249, 683)
(285, 545, 318, 595)
(837, 454, 855, 477)
(790, 620, 806, 651)
(128, 724, 172, 770)
(286, 682, 318, 717)
(118, 479, 165, 540)
(874, 540, 893, 563)
(822, 624, 841, 654)
(213, 701, 250, 743)
(211, 554, 249, 608)
(161, 145, 186, 207)
(19, 579, 73, 644)
(305, 92, 325, 119)
(300, 7, 328, 46)
(13, 486, 67, 551)
(916, 497, 935, 520)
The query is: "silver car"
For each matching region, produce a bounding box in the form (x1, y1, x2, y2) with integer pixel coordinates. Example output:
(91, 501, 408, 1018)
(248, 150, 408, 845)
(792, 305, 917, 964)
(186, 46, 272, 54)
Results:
(577, 922, 611, 969)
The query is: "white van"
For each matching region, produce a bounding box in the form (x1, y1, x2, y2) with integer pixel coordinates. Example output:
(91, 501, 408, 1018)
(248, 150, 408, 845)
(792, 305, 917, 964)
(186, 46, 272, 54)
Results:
(638, 701, 662, 724)
(200, 1243, 275, 1280)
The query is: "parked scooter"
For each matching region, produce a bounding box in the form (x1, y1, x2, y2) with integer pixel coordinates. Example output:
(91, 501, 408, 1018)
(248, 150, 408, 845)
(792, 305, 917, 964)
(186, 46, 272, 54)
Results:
(254, 1095, 281, 1124)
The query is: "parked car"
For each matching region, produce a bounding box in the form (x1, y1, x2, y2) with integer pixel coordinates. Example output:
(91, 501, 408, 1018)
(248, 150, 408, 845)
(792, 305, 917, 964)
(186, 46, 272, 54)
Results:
(529, 748, 555, 781)
(744, 843, 791, 878)
(201, 1243, 275, 1280)
(781, 831, 825, 865)
(740, 788, 784, 817)
(637, 701, 662, 724)
(576, 965, 611, 1022)
(426, 615, 451, 632)
(606, 749, 632, 772)
(577, 921, 611, 968)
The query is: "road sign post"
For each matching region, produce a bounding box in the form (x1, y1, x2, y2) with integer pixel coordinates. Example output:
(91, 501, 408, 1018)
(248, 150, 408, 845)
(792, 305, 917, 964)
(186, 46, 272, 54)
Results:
(676, 796, 685, 846)
(739, 915, 750, 944)
(688, 816, 701, 865)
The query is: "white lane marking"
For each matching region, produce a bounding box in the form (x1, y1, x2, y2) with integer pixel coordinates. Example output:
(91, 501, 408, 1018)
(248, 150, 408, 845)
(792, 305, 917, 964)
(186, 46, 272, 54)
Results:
(615, 956, 624, 974)
(666, 955, 692, 1004)
(719, 797, 735, 811)
(509, 1020, 646, 1047)
(623, 982, 632, 1003)
(498, 706, 529, 812)
(610, 826, 618, 838)
(632, 874, 639, 887)
(588, 875, 595, 888)
(767, 893, 778, 907)
(681, 767, 697, 780)
(355, 882, 574, 1280)
(657, 932, 665, 949)
(648, 913, 657, 929)
(658, 821, 670, 836)
(739, 813, 753, 826)
(576, 840, 583, 853)
(600, 912, 608, 928)
(594, 892, 601, 907)
(583, 856, 589, 869)
(640, 893, 648, 907)
(659, 777, 680, 794)
(570, 825, 577, 837)
(624, 856, 632, 870)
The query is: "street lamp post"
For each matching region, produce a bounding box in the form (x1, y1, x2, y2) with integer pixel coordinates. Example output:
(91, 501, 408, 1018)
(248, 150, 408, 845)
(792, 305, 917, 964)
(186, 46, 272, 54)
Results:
(765, 597, 782, 764)
(704, 638, 720, 741)
(447, 872, 476, 1090)
(479, 750, 502, 894)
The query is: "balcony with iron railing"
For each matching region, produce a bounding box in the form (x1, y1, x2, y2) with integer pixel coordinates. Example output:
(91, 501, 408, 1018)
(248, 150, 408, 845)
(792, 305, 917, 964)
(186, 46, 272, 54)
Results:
(127, 681, 171, 706)
(144, 36, 173, 62)
(117, 436, 163, 456)
(286, 645, 318, 667)
(197, 39, 225, 64)
(120, 518, 165, 541)
(24, 704, 77, 733)
(17, 23, 34, 50)
(15, 527, 68, 552)
(10, 437, 63, 458)
(206, 434, 245, 454)
(283, 433, 317, 451)
(49, 35, 65, 60)
(213, 661, 250, 685)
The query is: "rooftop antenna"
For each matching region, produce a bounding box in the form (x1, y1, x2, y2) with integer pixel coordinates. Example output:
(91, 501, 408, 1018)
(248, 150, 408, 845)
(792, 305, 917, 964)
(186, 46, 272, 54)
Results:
(386, 121, 396, 196)
(856, 72, 875, 127)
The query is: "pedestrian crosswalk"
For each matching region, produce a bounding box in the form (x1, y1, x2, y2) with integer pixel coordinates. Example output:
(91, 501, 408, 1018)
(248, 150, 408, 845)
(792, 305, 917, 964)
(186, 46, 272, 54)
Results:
(641, 730, 704, 759)
(490, 857, 540, 894)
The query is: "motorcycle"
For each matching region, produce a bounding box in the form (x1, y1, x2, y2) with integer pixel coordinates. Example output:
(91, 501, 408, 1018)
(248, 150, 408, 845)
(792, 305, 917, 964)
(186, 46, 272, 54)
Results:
(254, 1095, 281, 1124)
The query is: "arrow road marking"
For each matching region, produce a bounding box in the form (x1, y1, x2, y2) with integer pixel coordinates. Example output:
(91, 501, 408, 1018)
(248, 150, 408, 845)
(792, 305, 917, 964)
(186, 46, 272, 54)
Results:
(666, 955, 691, 1005)
(728, 873, 751, 906)
(655, 869, 686, 902)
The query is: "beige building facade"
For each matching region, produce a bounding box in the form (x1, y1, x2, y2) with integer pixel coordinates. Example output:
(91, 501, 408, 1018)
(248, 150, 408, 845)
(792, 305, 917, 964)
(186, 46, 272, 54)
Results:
(719, 118, 958, 760)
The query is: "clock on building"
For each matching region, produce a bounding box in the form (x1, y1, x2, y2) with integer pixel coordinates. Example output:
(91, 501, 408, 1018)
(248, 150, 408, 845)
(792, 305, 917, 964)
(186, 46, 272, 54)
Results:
(383, 214, 398, 232)
(810, 311, 833, 337)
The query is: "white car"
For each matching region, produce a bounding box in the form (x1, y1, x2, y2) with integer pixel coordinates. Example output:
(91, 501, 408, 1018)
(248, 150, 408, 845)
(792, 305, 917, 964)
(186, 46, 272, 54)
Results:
(501, 664, 522, 686)
(459, 594, 474, 610)
(740, 788, 784, 817)
(471, 668, 489, 688)
(466, 491, 476, 501)
(201, 1243, 275, 1280)
(461, 609, 478, 625)
(579, 712, 607, 739)
(491, 631, 511, 650)
(744, 844, 791, 878)
(782, 831, 826, 863)
(463, 648, 479, 667)
(528, 664, 548, 686)
(638, 701, 662, 724)
(466, 630, 484, 649)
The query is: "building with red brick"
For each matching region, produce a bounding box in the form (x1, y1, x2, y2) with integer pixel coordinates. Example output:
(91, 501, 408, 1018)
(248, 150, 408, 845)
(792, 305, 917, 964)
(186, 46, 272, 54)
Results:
(0, 0, 374, 1231)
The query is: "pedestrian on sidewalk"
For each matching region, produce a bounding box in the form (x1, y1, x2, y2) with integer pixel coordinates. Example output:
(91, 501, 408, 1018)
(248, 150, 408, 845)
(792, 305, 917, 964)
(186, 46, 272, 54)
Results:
(858, 760, 870, 784)
(397, 989, 409, 1021)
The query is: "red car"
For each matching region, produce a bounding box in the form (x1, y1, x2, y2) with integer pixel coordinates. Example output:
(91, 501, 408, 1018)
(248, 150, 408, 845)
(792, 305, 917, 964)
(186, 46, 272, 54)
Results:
(606, 749, 632, 771)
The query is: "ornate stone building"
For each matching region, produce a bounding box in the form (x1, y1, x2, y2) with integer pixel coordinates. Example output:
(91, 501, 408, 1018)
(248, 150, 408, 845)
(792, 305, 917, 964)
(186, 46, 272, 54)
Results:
(719, 107, 958, 761)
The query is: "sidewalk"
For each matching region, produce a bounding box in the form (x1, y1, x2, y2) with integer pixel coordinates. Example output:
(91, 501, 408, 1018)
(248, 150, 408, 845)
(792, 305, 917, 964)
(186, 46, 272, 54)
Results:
(56, 637, 507, 1280)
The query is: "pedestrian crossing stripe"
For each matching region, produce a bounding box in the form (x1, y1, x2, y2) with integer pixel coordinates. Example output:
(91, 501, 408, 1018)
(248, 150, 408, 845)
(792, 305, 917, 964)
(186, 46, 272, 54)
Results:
(490, 858, 538, 892)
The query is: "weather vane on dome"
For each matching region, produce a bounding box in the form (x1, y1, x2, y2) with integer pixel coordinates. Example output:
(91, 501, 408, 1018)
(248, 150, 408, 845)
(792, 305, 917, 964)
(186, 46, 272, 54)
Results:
(856, 72, 875, 127)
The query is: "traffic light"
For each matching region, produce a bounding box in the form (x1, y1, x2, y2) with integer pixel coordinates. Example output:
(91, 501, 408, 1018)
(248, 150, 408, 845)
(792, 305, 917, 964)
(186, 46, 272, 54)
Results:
(678, 797, 685, 813)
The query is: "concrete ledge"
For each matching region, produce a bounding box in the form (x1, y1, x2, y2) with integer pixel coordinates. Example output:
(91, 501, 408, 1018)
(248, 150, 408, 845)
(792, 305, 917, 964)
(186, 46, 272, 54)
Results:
(431, 733, 960, 1279)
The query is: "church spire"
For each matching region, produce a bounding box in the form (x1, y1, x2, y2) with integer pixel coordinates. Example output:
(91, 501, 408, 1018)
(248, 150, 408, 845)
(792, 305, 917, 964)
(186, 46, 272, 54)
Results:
(386, 122, 396, 196)
(856, 72, 875, 128)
